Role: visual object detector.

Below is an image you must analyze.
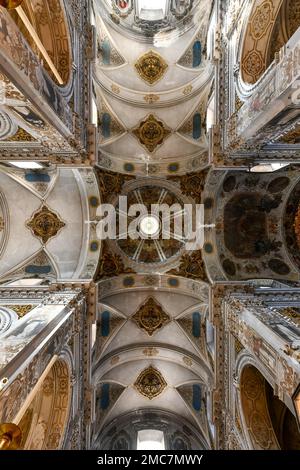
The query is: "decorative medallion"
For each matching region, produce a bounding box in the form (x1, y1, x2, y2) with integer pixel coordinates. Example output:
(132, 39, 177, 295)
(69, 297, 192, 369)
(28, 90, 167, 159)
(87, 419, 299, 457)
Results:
(143, 94, 160, 104)
(132, 114, 171, 153)
(134, 366, 167, 400)
(250, 2, 273, 41)
(242, 50, 264, 80)
(183, 85, 193, 95)
(143, 347, 159, 357)
(27, 206, 65, 244)
(132, 297, 170, 336)
(134, 51, 168, 85)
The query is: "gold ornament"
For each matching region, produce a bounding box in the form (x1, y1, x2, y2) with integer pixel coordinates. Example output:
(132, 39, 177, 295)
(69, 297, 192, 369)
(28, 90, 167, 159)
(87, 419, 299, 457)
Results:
(132, 297, 170, 336)
(135, 51, 168, 85)
(4, 305, 33, 318)
(143, 94, 160, 104)
(132, 114, 171, 153)
(27, 205, 65, 244)
(6, 127, 36, 142)
(0, 0, 23, 9)
(0, 423, 22, 450)
(134, 366, 167, 400)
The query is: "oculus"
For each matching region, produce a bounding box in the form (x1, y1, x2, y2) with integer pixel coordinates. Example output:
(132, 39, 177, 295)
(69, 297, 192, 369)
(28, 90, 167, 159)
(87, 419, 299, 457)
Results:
(132, 297, 170, 336)
(134, 51, 168, 85)
(134, 366, 167, 399)
(132, 114, 171, 153)
(27, 206, 65, 244)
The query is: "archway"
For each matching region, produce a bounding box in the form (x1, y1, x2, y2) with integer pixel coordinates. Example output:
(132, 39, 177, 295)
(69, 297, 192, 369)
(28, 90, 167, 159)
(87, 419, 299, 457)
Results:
(17, 358, 71, 449)
(241, 0, 300, 84)
(240, 365, 300, 450)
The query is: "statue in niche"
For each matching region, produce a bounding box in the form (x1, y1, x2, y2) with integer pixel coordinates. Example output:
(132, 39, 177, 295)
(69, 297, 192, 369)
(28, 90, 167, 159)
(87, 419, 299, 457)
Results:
(116, 0, 128, 8)
(114, 0, 132, 15)
(172, 0, 192, 16)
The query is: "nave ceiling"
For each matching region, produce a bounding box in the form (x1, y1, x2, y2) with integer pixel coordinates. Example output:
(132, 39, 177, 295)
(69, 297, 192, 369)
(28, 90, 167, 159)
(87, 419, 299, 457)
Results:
(0, 0, 300, 452)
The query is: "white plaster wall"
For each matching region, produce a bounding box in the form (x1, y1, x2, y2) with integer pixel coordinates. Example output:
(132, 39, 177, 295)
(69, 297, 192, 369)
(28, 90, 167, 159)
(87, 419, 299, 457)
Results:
(104, 320, 199, 356)
(102, 291, 201, 316)
(46, 169, 84, 278)
(0, 172, 41, 277)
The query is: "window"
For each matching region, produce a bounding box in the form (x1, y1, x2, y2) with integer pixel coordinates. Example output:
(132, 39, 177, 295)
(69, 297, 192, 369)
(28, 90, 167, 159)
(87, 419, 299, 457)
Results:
(137, 430, 165, 450)
(137, 0, 168, 20)
(9, 161, 44, 170)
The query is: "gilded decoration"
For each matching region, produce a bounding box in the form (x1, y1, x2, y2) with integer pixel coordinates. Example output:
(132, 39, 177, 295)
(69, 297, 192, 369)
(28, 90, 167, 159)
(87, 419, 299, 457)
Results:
(143, 347, 159, 357)
(5, 127, 36, 142)
(96, 243, 135, 280)
(242, 50, 264, 79)
(134, 366, 167, 400)
(97, 169, 134, 203)
(294, 203, 300, 247)
(169, 171, 207, 204)
(132, 114, 171, 153)
(132, 297, 170, 336)
(240, 366, 279, 449)
(168, 250, 208, 281)
(0, 217, 4, 231)
(3, 305, 34, 318)
(134, 51, 168, 85)
(280, 126, 300, 144)
(143, 94, 160, 104)
(279, 307, 300, 326)
(27, 206, 65, 244)
(250, 2, 273, 40)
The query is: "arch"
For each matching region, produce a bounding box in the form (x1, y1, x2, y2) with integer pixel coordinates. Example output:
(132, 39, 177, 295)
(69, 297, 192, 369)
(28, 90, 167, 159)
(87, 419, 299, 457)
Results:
(9, 0, 72, 85)
(95, 408, 209, 450)
(240, 0, 300, 85)
(17, 358, 71, 450)
(239, 364, 300, 450)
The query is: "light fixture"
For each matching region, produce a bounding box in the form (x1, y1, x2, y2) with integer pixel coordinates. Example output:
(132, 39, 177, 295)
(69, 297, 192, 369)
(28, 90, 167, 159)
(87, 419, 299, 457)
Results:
(139, 215, 160, 238)
(9, 161, 44, 169)
(0, 423, 22, 450)
(292, 383, 300, 432)
(0, 0, 23, 9)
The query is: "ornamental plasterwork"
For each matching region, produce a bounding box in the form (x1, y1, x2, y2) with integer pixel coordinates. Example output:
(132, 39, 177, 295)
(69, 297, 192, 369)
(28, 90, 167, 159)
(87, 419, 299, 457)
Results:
(134, 51, 168, 85)
(134, 366, 167, 400)
(98, 96, 126, 141)
(168, 251, 208, 281)
(3, 305, 34, 318)
(132, 114, 171, 153)
(132, 297, 171, 336)
(26, 206, 66, 244)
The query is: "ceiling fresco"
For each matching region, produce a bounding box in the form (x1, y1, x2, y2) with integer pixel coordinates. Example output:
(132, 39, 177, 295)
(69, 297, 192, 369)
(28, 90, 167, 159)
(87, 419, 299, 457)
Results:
(1, 0, 300, 454)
